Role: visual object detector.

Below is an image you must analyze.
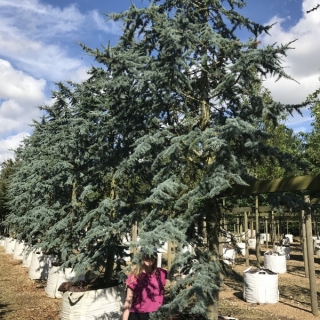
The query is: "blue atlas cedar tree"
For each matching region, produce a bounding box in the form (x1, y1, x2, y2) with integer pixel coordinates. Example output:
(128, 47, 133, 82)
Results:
(0, 159, 15, 235)
(4, 0, 306, 319)
(5, 77, 137, 285)
(90, 0, 303, 319)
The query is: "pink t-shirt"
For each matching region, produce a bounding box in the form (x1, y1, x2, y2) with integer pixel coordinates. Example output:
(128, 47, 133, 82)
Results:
(126, 268, 167, 313)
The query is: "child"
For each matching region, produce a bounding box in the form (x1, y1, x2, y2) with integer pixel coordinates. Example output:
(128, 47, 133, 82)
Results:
(122, 248, 167, 320)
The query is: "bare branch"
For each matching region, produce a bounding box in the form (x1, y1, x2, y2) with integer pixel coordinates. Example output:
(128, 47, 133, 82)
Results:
(306, 4, 320, 13)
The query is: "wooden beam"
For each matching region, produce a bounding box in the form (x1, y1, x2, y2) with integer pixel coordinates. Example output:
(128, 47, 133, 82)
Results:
(223, 174, 320, 196)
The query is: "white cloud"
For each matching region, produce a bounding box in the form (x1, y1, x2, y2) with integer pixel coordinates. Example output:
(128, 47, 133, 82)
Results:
(0, 0, 104, 162)
(0, 0, 123, 82)
(0, 59, 45, 136)
(0, 59, 46, 104)
(259, 0, 320, 132)
(0, 132, 30, 162)
(0, 0, 95, 81)
(90, 10, 122, 35)
(0, 0, 86, 39)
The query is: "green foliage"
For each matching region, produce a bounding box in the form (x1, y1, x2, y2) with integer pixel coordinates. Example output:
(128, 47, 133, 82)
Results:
(0, 159, 15, 234)
(303, 89, 320, 174)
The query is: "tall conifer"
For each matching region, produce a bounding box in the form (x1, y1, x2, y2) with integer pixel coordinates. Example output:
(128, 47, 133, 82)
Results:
(88, 1, 304, 318)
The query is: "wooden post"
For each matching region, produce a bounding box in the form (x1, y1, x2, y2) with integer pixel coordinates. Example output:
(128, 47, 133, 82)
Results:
(255, 196, 261, 267)
(236, 217, 240, 236)
(301, 210, 309, 279)
(132, 222, 137, 242)
(223, 198, 227, 231)
(265, 218, 269, 249)
(255, 196, 259, 235)
(304, 194, 318, 316)
(271, 211, 276, 250)
(250, 219, 254, 238)
(244, 211, 249, 267)
(305, 213, 319, 316)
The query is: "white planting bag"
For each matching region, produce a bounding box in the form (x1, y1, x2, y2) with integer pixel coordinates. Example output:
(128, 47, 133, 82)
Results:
(285, 234, 293, 243)
(275, 246, 290, 260)
(5, 238, 16, 254)
(158, 241, 168, 253)
(260, 233, 270, 242)
(28, 251, 55, 279)
(223, 247, 235, 265)
(243, 267, 279, 304)
(264, 251, 286, 274)
(45, 266, 85, 298)
(248, 230, 256, 238)
(60, 285, 125, 320)
(13, 240, 25, 260)
(248, 238, 256, 249)
(313, 238, 320, 249)
(3, 237, 9, 250)
(22, 245, 34, 268)
(236, 242, 246, 256)
(281, 237, 290, 246)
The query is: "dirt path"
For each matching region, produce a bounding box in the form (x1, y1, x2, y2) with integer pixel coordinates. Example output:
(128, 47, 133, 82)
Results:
(1, 242, 320, 320)
(0, 246, 60, 319)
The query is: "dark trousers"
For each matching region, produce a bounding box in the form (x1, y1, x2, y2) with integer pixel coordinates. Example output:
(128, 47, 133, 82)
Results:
(128, 312, 150, 320)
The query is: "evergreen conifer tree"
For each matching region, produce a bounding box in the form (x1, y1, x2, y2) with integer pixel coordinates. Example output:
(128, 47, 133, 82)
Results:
(303, 88, 320, 174)
(0, 159, 15, 235)
(84, 1, 304, 318)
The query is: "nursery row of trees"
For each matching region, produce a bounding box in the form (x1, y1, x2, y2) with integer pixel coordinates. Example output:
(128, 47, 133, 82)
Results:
(1, 1, 320, 319)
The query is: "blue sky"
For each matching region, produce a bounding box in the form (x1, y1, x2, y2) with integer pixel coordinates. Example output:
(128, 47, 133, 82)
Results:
(0, 0, 319, 162)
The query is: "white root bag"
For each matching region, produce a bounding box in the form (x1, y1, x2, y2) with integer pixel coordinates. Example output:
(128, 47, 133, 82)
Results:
(28, 252, 55, 280)
(60, 285, 125, 320)
(5, 238, 16, 254)
(236, 242, 246, 256)
(260, 233, 270, 242)
(264, 252, 286, 274)
(3, 237, 9, 250)
(248, 229, 256, 238)
(315, 245, 320, 256)
(248, 238, 256, 249)
(13, 240, 25, 260)
(285, 234, 293, 243)
(223, 247, 235, 265)
(243, 267, 279, 304)
(45, 266, 85, 298)
(313, 238, 320, 249)
(22, 246, 33, 268)
(0, 237, 5, 247)
(275, 246, 290, 260)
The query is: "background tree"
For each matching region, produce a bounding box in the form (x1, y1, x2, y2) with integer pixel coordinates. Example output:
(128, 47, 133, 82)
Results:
(0, 159, 15, 235)
(303, 88, 320, 174)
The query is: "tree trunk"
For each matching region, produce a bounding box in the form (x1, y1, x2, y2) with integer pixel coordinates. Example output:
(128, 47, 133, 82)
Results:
(104, 247, 115, 288)
(206, 199, 221, 320)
